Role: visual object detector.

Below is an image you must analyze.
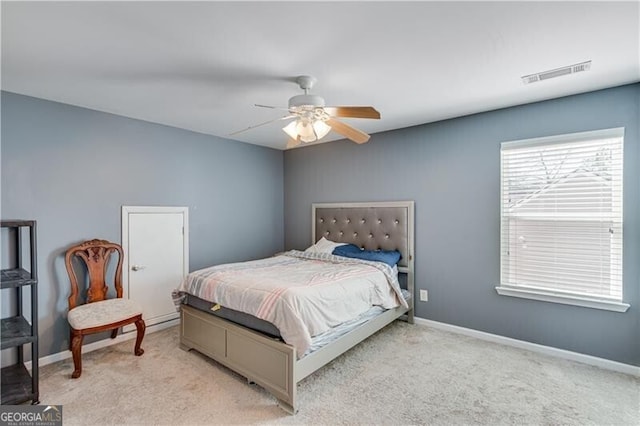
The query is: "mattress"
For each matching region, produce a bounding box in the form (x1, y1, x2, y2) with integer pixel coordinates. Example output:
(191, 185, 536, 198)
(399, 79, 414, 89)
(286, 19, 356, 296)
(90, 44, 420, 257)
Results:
(184, 293, 281, 338)
(174, 250, 406, 357)
(185, 289, 412, 356)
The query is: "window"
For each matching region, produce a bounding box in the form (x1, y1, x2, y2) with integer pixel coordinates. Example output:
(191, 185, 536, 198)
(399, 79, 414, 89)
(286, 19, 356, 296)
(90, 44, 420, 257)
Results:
(497, 128, 628, 312)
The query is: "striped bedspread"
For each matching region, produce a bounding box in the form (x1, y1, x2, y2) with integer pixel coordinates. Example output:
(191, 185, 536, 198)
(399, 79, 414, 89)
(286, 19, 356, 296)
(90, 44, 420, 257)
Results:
(172, 250, 407, 357)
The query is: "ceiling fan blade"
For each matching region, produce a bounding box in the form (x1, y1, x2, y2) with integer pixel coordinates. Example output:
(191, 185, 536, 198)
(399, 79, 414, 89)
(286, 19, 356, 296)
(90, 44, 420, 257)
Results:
(255, 104, 291, 111)
(229, 115, 295, 136)
(326, 117, 371, 144)
(324, 106, 380, 119)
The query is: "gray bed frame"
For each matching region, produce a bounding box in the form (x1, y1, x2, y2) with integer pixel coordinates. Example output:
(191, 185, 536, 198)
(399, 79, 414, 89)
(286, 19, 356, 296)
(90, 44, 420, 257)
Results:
(179, 201, 415, 413)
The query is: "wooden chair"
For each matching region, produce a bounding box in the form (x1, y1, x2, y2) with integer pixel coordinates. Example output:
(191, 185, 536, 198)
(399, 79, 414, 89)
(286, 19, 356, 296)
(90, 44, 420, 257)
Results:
(65, 239, 145, 378)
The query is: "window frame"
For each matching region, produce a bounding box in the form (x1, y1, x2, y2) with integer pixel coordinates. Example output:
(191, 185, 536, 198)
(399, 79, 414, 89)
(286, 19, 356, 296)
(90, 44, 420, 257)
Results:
(496, 128, 629, 313)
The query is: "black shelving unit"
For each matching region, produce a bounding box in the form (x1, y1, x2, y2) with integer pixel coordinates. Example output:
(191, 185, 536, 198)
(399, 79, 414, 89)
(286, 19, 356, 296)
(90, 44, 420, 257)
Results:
(1, 220, 39, 405)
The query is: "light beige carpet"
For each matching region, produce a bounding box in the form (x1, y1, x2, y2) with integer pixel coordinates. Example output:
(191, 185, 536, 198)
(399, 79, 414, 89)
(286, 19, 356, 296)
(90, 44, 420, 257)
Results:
(39, 322, 639, 425)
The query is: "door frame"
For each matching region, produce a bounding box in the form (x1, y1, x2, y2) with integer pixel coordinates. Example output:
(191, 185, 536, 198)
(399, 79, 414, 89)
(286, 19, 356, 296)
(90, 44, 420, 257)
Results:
(121, 205, 189, 303)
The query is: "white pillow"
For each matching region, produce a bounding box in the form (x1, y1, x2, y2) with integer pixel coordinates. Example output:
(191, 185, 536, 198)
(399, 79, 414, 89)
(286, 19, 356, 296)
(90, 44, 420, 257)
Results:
(305, 237, 347, 254)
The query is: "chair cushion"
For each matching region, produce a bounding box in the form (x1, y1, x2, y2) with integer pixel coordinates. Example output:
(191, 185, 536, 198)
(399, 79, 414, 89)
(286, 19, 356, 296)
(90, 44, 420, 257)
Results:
(68, 298, 142, 330)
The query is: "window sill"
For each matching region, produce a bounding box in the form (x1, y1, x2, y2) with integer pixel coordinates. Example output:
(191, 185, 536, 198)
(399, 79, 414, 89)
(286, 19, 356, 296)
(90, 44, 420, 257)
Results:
(495, 286, 630, 312)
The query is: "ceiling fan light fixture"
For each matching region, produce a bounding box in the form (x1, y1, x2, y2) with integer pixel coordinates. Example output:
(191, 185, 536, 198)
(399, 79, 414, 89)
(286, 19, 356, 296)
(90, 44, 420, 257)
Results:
(297, 120, 316, 143)
(282, 117, 331, 143)
(238, 75, 379, 147)
(282, 120, 299, 140)
(313, 119, 331, 139)
(288, 94, 325, 109)
(282, 119, 316, 143)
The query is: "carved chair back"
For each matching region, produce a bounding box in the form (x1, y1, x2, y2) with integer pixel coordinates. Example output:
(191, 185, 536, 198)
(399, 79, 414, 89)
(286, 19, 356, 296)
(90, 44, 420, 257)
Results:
(64, 239, 124, 311)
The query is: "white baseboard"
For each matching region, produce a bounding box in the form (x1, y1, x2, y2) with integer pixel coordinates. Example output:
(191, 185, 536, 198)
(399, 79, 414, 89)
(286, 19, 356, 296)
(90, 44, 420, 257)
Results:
(26, 319, 179, 370)
(414, 317, 640, 377)
(27, 316, 638, 377)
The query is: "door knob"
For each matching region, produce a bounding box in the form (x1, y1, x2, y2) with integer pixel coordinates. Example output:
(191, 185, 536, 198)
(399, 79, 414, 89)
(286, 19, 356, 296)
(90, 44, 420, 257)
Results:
(131, 265, 146, 271)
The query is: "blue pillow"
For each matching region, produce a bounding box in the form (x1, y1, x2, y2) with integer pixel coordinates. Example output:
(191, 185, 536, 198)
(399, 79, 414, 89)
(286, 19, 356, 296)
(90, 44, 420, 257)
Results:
(332, 244, 401, 267)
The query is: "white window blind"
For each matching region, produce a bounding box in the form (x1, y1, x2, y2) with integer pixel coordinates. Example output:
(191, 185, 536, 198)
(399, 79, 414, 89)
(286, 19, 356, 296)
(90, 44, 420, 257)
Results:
(500, 128, 624, 305)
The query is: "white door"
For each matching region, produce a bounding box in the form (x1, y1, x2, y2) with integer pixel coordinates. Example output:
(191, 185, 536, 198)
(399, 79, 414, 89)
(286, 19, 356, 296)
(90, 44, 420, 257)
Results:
(122, 206, 188, 328)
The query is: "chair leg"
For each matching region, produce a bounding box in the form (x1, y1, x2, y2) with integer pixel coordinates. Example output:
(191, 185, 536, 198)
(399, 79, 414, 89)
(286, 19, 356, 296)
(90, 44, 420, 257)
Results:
(70, 330, 84, 379)
(111, 328, 118, 339)
(134, 318, 145, 356)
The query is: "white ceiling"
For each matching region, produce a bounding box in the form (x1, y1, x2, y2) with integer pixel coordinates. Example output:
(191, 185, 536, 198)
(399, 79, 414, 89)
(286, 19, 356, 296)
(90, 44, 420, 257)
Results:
(2, 1, 639, 150)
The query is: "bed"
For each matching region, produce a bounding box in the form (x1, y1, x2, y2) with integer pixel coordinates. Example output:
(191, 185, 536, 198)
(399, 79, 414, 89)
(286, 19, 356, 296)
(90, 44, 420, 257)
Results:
(174, 201, 415, 413)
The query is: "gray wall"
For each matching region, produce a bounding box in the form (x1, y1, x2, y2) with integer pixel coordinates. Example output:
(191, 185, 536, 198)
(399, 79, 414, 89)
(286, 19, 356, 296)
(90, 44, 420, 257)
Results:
(3, 85, 638, 367)
(1, 91, 284, 357)
(284, 83, 640, 366)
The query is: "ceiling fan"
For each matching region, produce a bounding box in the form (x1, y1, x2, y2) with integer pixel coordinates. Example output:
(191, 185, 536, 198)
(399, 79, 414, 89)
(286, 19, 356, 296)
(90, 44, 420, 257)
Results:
(231, 75, 380, 148)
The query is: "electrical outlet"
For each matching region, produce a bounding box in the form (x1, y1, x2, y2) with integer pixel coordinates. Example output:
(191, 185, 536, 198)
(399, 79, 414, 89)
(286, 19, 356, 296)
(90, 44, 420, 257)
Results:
(419, 289, 429, 302)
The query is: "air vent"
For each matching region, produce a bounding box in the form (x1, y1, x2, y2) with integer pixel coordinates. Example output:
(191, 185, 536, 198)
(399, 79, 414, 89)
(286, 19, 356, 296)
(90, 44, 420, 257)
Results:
(521, 61, 591, 84)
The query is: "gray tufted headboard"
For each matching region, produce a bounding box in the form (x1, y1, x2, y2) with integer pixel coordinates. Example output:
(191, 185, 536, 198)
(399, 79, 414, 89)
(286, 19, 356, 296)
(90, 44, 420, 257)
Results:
(312, 201, 414, 272)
